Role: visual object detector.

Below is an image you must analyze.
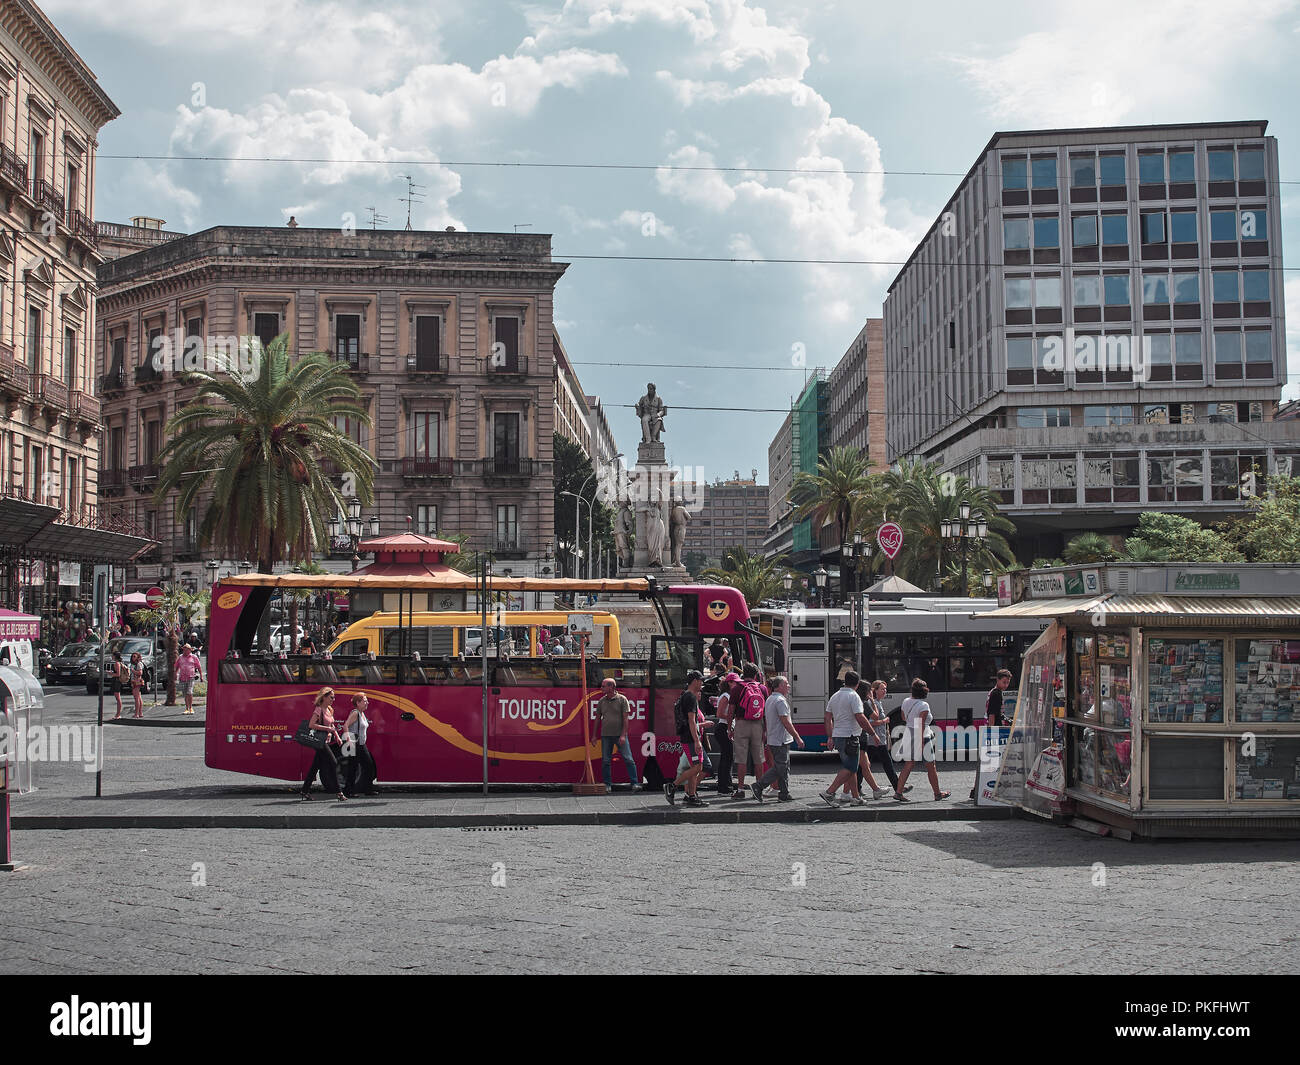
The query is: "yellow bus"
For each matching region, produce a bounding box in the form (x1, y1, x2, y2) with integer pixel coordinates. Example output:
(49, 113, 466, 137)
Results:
(326, 610, 622, 660)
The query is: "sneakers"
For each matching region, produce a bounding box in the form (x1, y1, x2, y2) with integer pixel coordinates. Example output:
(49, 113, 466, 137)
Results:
(873, 788, 889, 799)
(818, 790, 838, 807)
(683, 794, 710, 807)
(664, 782, 677, 806)
(630, 783, 643, 793)
(777, 793, 795, 802)
(749, 782, 764, 804)
(731, 788, 746, 801)
(847, 795, 867, 806)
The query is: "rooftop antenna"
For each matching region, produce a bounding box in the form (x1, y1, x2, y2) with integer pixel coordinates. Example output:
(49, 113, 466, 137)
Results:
(513, 223, 532, 233)
(400, 175, 426, 231)
(365, 206, 388, 230)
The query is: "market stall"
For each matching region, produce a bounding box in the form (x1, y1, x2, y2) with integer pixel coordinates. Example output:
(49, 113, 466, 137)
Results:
(990, 563, 1300, 837)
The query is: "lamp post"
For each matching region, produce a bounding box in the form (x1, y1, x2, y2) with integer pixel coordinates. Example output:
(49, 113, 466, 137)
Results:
(560, 490, 590, 580)
(983, 568, 994, 594)
(782, 571, 794, 602)
(941, 504, 987, 595)
(329, 498, 380, 572)
(813, 565, 828, 609)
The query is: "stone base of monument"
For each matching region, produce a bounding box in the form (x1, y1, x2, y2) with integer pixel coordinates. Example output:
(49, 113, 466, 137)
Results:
(618, 564, 690, 582)
(636, 441, 666, 465)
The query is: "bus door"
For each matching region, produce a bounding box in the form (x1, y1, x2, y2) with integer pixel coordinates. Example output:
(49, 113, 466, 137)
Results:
(649, 634, 703, 777)
(787, 613, 827, 734)
(829, 635, 857, 691)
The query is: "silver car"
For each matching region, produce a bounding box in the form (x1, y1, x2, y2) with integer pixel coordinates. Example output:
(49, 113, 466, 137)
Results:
(85, 637, 156, 694)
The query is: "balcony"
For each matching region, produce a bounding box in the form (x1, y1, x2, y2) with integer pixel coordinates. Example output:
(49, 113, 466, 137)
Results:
(135, 361, 165, 388)
(485, 355, 528, 377)
(70, 390, 100, 426)
(31, 373, 69, 411)
(0, 342, 28, 398)
(68, 208, 97, 247)
(329, 350, 370, 374)
(400, 456, 454, 479)
(99, 468, 127, 496)
(31, 178, 64, 219)
(100, 368, 127, 395)
(0, 144, 26, 191)
(128, 463, 160, 490)
(406, 353, 448, 375)
(494, 536, 528, 559)
(174, 536, 200, 562)
(480, 456, 533, 480)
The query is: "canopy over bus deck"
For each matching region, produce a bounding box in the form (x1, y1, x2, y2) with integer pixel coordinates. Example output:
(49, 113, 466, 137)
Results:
(218, 575, 651, 594)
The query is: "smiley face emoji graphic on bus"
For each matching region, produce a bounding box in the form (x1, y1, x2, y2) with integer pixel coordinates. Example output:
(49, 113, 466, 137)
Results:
(706, 599, 731, 623)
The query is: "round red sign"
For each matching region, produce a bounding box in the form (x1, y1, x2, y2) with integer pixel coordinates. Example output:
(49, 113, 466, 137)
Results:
(144, 586, 164, 608)
(877, 522, 904, 560)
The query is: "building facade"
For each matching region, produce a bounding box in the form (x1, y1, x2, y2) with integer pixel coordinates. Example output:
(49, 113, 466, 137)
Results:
(0, 0, 152, 619)
(827, 317, 886, 469)
(764, 410, 794, 560)
(679, 473, 768, 567)
(552, 332, 591, 457)
(95, 225, 568, 585)
(883, 121, 1298, 559)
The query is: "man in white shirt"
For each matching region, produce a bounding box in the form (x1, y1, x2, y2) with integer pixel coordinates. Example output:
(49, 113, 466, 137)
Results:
(750, 676, 802, 802)
(820, 670, 872, 806)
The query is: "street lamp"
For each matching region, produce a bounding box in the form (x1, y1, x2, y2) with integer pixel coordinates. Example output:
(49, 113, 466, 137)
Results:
(238, 560, 251, 574)
(941, 507, 987, 594)
(782, 572, 794, 599)
(560, 491, 589, 579)
(330, 497, 380, 571)
(983, 568, 994, 592)
(813, 565, 828, 608)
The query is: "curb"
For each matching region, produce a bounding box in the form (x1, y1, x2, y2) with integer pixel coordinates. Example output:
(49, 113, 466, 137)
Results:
(106, 718, 205, 730)
(12, 806, 1019, 830)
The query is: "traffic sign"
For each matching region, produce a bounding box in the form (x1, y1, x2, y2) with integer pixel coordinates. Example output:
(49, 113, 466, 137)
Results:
(145, 586, 164, 608)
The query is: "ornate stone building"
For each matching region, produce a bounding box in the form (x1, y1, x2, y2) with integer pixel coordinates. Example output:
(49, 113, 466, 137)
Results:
(94, 225, 568, 585)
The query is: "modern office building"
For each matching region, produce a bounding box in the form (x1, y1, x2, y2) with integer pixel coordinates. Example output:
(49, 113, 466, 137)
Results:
(678, 473, 768, 568)
(827, 317, 886, 469)
(94, 225, 570, 585)
(764, 410, 794, 560)
(883, 121, 1298, 559)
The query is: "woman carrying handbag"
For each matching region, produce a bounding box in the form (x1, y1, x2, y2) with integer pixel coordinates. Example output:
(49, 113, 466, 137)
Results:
(301, 687, 347, 802)
(129, 651, 145, 719)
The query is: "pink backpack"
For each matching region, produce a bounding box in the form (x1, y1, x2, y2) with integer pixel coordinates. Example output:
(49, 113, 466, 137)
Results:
(739, 682, 766, 721)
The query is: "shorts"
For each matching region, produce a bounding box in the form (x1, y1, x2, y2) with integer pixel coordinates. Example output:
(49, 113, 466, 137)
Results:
(731, 718, 765, 772)
(676, 741, 703, 774)
(833, 736, 859, 772)
(179, 679, 195, 696)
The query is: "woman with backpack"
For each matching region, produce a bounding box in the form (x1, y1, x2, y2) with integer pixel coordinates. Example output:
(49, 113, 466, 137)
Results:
(728, 667, 768, 800)
(109, 651, 126, 720)
(894, 678, 951, 802)
(129, 651, 146, 719)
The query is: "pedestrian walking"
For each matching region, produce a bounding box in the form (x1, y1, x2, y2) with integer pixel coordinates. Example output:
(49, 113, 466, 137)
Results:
(175, 643, 204, 715)
(109, 651, 125, 720)
(971, 668, 1013, 798)
(595, 677, 641, 791)
(301, 687, 347, 802)
(750, 675, 801, 802)
(129, 651, 145, 719)
(342, 692, 379, 796)
(819, 670, 874, 805)
(702, 661, 734, 792)
(665, 670, 708, 807)
(859, 679, 906, 795)
(894, 678, 950, 802)
(728, 663, 768, 800)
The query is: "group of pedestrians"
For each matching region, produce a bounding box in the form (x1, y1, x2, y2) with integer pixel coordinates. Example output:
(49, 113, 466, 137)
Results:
(107, 650, 148, 720)
(300, 687, 379, 800)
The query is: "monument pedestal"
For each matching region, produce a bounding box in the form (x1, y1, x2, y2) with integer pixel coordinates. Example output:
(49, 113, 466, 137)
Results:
(620, 564, 689, 582)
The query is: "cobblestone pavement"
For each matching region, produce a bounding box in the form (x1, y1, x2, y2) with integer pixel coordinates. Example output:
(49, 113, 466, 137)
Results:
(2, 823, 1298, 974)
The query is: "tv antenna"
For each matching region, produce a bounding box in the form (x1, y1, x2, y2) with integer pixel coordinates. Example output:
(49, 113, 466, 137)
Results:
(513, 223, 532, 233)
(365, 206, 388, 230)
(400, 175, 426, 231)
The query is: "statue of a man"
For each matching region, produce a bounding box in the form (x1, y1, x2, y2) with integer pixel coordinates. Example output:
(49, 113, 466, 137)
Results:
(669, 498, 689, 567)
(615, 501, 634, 566)
(636, 382, 667, 443)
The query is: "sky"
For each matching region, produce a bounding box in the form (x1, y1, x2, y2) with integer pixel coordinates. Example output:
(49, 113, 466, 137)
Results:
(49, 0, 1300, 484)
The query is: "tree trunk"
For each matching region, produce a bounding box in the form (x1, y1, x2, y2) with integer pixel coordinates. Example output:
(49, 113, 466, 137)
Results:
(289, 597, 299, 654)
(164, 623, 178, 707)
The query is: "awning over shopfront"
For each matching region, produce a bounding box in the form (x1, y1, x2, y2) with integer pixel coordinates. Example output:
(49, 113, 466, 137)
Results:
(991, 594, 1300, 624)
(0, 609, 40, 639)
(25, 521, 154, 562)
(0, 497, 59, 548)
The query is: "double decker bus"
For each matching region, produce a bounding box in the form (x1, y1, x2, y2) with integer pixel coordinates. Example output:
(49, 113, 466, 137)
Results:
(205, 573, 782, 786)
(751, 598, 1048, 752)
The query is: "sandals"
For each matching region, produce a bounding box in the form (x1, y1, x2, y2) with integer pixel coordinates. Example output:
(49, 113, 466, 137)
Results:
(934, 790, 951, 801)
(336, 792, 348, 802)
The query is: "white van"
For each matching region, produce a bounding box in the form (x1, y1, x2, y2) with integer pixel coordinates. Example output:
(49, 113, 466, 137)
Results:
(0, 638, 34, 673)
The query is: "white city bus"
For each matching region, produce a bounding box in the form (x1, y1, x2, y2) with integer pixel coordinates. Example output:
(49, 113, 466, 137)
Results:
(751, 599, 1048, 754)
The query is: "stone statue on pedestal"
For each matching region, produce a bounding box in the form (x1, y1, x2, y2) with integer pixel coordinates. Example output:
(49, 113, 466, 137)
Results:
(669, 499, 689, 567)
(636, 383, 667, 443)
(645, 495, 668, 567)
(615, 501, 634, 567)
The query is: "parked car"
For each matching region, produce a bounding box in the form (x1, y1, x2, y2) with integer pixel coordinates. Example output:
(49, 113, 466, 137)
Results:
(46, 642, 100, 685)
(267, 625, 305, 652)
(85, 637, 156, 695)
(0, 638, 34, 674)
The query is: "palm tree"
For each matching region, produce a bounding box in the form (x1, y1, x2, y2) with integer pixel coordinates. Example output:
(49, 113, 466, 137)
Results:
(699, 547, 788, 607)
(156, 335, 376, 573)
(883, 460, 1016, 592)
(791, 446, 874, 551)
(1063, 532, 1118, 564)
(1120, 539, 1164, 562)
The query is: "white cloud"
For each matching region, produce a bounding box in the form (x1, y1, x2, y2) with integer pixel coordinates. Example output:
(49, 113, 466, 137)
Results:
(949, 0, 1299, 125)
(1285, 277, 1300, 401)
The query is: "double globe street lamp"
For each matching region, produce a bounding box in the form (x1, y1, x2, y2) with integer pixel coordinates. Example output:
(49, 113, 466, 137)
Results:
(941, 502, 988, 594)
(328, 498, 381, 571)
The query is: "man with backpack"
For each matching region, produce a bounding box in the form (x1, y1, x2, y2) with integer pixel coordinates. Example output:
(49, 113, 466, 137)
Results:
(701, 659, 734, 793)
(728, 663, 769, 801)
(665, 669, 709, 807)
